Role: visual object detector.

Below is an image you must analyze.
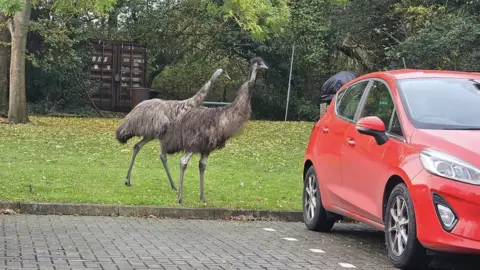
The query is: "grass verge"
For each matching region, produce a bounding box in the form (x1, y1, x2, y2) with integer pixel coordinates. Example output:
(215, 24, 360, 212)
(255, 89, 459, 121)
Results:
(0, 116, 314, 211)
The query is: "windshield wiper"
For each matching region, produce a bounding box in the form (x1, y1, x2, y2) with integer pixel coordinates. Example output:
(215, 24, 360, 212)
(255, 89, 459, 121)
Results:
(469, 79, 480, 91)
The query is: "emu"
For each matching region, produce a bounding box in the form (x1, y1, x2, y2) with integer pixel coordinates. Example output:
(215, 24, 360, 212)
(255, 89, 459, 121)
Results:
(160, 57, 268, 203)
(115, 68, 230, 189)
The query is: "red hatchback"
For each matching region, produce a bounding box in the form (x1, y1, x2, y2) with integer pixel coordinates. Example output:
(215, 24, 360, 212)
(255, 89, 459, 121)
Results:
(303, 70, 480, 269)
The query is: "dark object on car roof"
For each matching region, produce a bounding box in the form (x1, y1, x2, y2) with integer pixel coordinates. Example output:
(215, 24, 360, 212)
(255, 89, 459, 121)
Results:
(318, 71, 359, 105)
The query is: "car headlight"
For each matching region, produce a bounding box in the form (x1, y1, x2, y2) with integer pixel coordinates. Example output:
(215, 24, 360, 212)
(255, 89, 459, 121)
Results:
(419, 149, 480, 185)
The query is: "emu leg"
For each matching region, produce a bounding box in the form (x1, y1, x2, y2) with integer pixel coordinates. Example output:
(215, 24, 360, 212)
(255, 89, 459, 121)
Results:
(125, 138, 151, 187)
(159, 148, 177, 191)
(199, 154, 209, 203)
(178, 152, 193, 204)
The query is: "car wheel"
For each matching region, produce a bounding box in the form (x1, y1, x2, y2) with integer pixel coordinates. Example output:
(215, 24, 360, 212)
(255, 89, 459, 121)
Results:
(384, 183, 432, 269)
(303, 166, 336, 232)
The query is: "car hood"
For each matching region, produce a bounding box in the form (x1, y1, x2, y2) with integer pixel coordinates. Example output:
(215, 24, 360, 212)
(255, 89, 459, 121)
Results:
(411, 129, 480, 167)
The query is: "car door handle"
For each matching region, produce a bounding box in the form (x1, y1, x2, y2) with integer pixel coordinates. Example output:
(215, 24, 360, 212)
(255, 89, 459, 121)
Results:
(346, 138, 355, 146)
(322, 127, 329, 133)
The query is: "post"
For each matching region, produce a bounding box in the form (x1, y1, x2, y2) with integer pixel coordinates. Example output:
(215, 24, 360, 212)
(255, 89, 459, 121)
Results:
(283, 44, 295, 135)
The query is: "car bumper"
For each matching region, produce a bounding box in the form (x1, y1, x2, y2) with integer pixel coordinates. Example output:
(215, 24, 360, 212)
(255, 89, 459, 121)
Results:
(410, 170, 480, 254)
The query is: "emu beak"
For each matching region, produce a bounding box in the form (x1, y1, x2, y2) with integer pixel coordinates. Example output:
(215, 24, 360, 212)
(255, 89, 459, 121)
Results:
(259, 63, 268, 69)
(224, 70, 231, 80)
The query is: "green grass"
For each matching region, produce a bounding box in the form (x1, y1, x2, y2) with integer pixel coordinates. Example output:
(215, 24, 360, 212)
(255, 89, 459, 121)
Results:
(0, 116, 314, 211)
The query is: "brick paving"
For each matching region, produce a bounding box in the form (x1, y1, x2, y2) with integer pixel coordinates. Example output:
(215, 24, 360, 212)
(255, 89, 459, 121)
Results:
(0, 215, 478, 269)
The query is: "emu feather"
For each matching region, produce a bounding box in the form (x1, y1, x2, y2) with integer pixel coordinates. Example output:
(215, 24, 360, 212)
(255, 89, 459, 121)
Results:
(115, 68, 230, 188)
(160, 57, 268, 203)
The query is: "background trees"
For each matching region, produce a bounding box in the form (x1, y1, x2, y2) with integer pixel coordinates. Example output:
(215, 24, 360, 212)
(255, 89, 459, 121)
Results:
(1, 0, 479, 123)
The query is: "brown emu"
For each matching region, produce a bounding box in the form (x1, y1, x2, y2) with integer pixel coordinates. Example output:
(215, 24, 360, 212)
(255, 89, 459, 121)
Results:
(115, 68, 230, 188)
(160, 57, 268, 203)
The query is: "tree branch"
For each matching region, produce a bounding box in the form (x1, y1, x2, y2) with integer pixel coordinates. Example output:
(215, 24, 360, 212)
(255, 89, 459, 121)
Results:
(334, 44, 371, 71)
(7, 18, 13, 34)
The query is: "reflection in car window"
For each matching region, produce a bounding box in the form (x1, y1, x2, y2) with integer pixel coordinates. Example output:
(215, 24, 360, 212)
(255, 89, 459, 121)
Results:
(337, 81, 369, 120)
(360, 81, 394, 128)
(398, 78, 480, 130)
(389, 111, 403, 137)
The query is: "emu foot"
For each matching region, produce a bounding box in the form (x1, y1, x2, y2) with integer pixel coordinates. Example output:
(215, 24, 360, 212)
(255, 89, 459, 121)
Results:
(125, 178, 132, 187)
(177, 198, 183, 204)
(171, 185, 177, 191)
(200, 199, 207, 204)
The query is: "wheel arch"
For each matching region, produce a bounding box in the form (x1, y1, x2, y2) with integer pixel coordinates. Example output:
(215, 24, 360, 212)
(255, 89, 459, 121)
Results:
(303, 159, 313, 182)
(382, 175, 406, 222)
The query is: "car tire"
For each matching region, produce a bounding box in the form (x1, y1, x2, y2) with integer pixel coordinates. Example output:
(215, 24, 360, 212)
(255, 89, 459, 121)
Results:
(384, 183, 432, 269)
(303, 166, 336, 232)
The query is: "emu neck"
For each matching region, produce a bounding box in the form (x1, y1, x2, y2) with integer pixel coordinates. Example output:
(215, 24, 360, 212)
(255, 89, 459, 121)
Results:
(227, 65, 258, 114)
(189, 69, 222, 106)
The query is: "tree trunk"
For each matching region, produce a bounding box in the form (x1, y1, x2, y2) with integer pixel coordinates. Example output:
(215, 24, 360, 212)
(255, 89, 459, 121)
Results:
(0, 12, 9, 116)
(8, 0, 31, 124)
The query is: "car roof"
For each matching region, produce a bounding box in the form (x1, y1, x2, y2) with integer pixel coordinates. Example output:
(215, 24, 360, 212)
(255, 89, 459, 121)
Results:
(371, 69, 480, 80)
(337, 69, 480, 94)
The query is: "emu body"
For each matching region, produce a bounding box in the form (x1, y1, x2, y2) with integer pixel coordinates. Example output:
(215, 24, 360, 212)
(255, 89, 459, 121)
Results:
(160, 57, 268, 203)
(115, 68, 230, 188)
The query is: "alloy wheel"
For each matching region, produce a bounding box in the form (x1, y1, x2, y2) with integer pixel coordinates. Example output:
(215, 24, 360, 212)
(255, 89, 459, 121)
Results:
(305, 174, 317, 220)
(388, 196, 409, 257)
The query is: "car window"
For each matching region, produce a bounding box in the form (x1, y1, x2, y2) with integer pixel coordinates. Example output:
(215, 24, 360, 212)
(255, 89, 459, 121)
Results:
(337, 81, 369, 121)
(398, 78, 480, 130)
(360, 81, 394, 128)
(389, 110, 403, 137)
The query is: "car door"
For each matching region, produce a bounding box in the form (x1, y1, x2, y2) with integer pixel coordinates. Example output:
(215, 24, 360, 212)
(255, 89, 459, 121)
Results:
(315, 80, 371, 208)
(340, 79, 405, 224)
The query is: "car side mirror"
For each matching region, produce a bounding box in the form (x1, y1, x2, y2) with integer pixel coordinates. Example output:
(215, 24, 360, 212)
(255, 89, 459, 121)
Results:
(356, 116, 389, 145)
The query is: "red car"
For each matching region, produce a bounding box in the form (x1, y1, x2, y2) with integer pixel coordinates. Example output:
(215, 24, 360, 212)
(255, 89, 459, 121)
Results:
(303, 70, 480, 269)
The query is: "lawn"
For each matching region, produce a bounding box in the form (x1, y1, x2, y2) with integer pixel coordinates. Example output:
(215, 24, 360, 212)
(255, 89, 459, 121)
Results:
(0, 116, 314, 211)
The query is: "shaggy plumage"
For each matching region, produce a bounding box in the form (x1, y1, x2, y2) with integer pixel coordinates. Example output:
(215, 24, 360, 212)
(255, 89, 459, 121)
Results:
(115, 68, 230, 188)
(116, 99, 199, 143)
(160, 57, 268, 203)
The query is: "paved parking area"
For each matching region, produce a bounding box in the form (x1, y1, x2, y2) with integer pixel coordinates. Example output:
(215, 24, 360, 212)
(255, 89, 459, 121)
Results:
(0, 215, 478, 269)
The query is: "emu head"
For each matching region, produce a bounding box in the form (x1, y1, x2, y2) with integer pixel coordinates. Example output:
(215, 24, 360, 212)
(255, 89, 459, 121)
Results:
(221, 68, 231, 80)
(250, 57, 268, 70)
(211, 68, 231, 82)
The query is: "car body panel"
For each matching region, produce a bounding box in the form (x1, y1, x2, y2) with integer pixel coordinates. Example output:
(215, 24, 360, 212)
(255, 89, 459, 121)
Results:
(307, 99, 349, 209)
(340, 124, 387, 223)
(410, 170, 480, 252)
(303, 69, 480, 255)
(410, 129, 480, 168)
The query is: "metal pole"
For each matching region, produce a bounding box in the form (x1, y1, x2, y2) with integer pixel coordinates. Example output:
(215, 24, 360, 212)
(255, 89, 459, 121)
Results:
(283, 44, 295, 135)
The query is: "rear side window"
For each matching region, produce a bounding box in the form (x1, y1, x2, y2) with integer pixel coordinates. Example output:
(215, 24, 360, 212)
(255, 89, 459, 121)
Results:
(336, 81, 369, 121)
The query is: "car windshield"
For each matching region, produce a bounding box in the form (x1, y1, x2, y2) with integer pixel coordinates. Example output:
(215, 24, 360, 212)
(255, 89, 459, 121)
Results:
(397, 77, 480, 130)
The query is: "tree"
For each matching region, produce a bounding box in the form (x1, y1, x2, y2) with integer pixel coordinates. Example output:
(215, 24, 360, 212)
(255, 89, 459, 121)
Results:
(207, 0, 290, 41)
(6, 0, 31, 123)
(0, 0, 116, 124)
(0, 12, 9, 116)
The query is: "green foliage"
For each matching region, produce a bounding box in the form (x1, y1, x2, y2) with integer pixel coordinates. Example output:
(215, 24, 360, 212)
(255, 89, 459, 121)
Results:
(52, 0, 116, 14)
(153, 54, 249, 102)
(386, 7, 480, 70)
(16, 0, 480, 121)
(1, 0, 116, 16)
(0, 0, 23, 15)
(207, 0, 290, 40)
(0, 116, 310, 210)
(25, 5, 94, 112)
